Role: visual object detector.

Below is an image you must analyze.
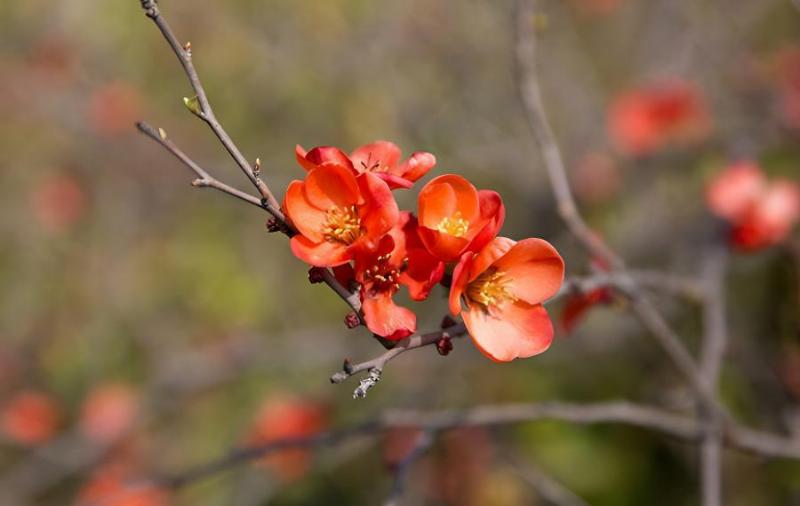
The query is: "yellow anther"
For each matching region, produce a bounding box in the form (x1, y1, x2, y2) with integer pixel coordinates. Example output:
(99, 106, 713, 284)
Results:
(323, 205, 361, 245)
(436, 211, 470, 238)
(466, 269, 516, 309)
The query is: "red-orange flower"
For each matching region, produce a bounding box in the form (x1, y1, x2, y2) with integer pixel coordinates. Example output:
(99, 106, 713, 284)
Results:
(416, 175, 505, 263)
(398, 213, 446, 301)
(79, 383, 139, 444)
(450, 238, 564, 362)
(283, 163, 399, 267)
(295, 140, 436, 190)
(333, 213, 443, 340)
(706, 162, 800, 251)
(608, 80, 711, 157)
(76, 463, 169, 506)
(247, 395, 328, 482)
(1, 390, 60, 446)
(353, 234, 417, 340)
(31, 174, 87, 234)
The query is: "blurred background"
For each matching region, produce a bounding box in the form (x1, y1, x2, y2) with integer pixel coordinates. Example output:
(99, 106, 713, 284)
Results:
(1, 0, 799, 504)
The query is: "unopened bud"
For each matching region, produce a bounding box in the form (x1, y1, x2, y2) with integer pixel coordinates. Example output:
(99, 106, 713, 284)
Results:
(344, 311, 360, 329)
(183, 95, 202, 117)
(266, 218, 281, 233)
(436, 335, 453, 356)
(308, 267, 326, 284)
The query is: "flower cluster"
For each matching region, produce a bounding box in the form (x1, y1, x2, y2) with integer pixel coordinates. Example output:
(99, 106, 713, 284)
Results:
(706, 162, 800, 251)
(608, 80, 711, 157)
(283, 141, 565, 362)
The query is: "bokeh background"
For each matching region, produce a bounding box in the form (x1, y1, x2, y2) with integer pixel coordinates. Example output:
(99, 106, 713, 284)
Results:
(1, 0, 800, 504)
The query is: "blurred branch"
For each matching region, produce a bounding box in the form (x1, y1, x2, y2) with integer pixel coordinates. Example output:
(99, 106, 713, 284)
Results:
(559, 271, 705, 302)
(138, 0, 279, 210)
(514, 0, 722, 418)
(330, 323, 467, 398)
(383, 430, 435, 506)
(148, 400, 800, 493)
(698, 247, 729, 506)
(502, 450, 590, 506)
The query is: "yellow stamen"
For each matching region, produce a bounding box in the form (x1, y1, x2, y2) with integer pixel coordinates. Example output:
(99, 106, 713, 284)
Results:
(466, 269, 516, 309)
(436, 212, 469, 237)
(323, 205, 361, 245)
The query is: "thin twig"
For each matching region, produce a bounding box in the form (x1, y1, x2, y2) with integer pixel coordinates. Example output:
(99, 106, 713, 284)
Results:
(138, 0, 279, 210)
(383, 430, 436, 506)
(136, 122, 267, 211)
(330, 323, 467, 395)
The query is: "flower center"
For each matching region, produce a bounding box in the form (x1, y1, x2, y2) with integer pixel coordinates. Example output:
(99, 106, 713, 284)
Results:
(323, 205, 361, 245)
(466, 269, 516, 309)
(363, 253, 407, 293)
(436, 212, 469, 238)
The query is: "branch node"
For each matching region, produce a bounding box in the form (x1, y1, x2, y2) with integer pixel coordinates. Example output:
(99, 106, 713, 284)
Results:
(344, 311, 360, 329)
(353, 368, 382, 399)
(436, 334, 453, 356)
(140, 0, 159, 18)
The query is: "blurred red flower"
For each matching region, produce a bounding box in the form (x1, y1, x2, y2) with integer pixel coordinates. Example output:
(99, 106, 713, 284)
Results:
(283, 163, 399, 267)
(89, 82, 143, 137)
(80, 383, 140, 444)
(1, 390, 60, 446)
(246, 395, 328, 482)
(706, 162, 800, 251)
(608, 80, 711, 157)
(572, 152, 621, 204)
(31, 174, 87, 234)
(75, 463, 169, 506)
(450, 237, 564, 362)
(773, 47, 800, 129)
(296, 140, 436, 190)
(416, 175, 505, 262)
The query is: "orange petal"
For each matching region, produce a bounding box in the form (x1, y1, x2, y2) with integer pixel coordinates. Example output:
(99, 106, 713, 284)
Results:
(494, 238, 565, 305)
(462, 301, 553, 362)
(307, 146, 354, 170)
(290, 235, 351, 267)
(303, 163, 362, 210)
(351, 141, 402, 173)
(418, 180, 457, 227)
(283, 180, 326, 243)
(466, 190, 506, 253)
(362, 291, 416, 340)
(469, 237, 516, 282)
(295, 144, 316, 172)
(398, 151, 436, 182)
(418, 226, 470, 263)
(401, 248, 445, 301)
(377, 173, 415, 190)
(420, 175, 480, 226)
(449, 252, 474, 315)
(357, 173, 399, 242)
